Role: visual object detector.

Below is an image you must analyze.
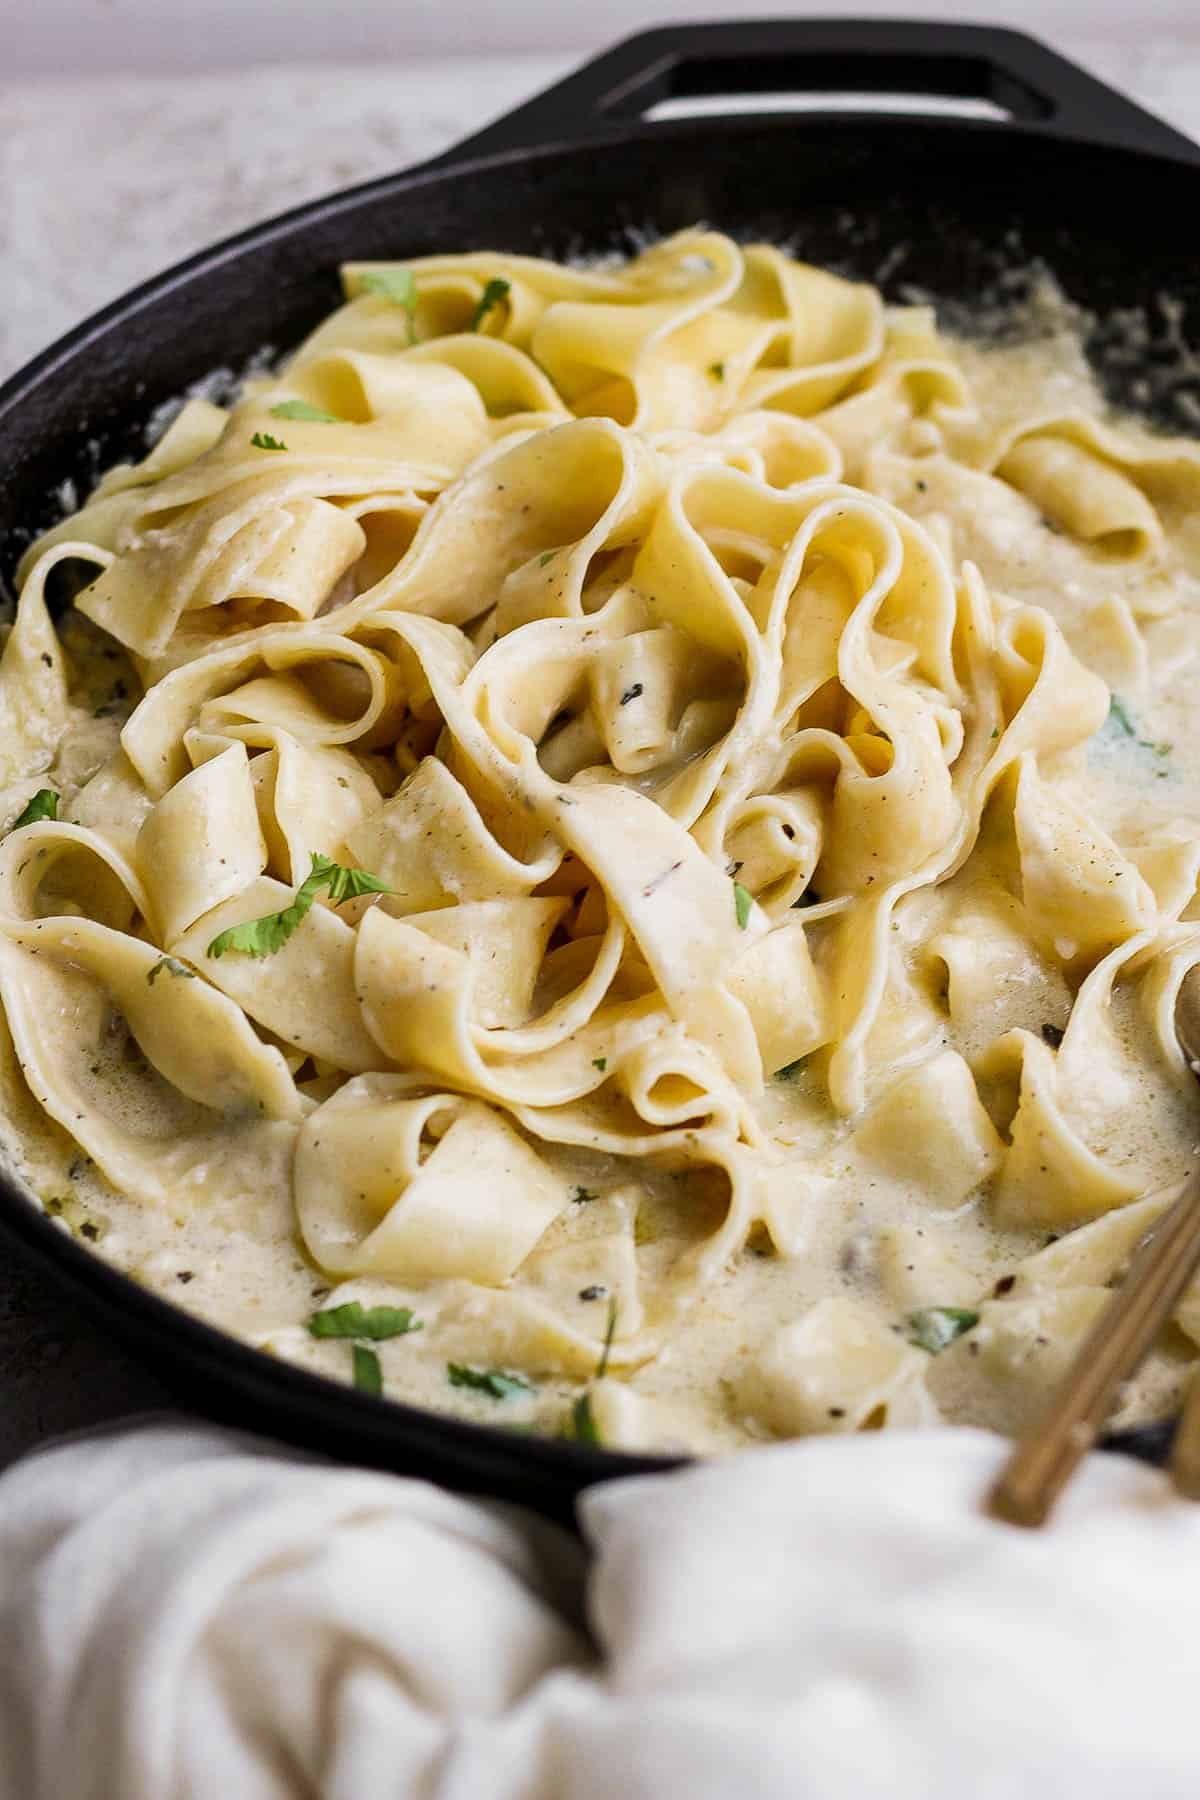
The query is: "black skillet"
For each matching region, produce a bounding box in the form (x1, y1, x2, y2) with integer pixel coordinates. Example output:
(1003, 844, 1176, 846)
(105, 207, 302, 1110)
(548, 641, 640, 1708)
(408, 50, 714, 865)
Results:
(0, 21, 1195, 1518)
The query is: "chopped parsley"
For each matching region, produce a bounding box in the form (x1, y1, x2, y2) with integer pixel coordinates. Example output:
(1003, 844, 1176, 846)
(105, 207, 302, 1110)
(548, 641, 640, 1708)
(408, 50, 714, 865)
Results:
(10, 789, 58, 831)
(1101, 691, 1173, 763)
(990, 726, 1000, 740)
(578, 1284, 607, 1301)
(358, 268, 418, 341)
(570, 1391, 601, 1444)
(311, 1303, 420, 1396)
(773, 1057, 808, 1081)
(308, 1302, 422, 1340)
(206, 852, 390, 959)
(1108, 694, 1137, 737)
(250, 432, 288, 451)
(147, 956, 196, 986)
(1105, 694, 1171, 758)
(320, 861, 393, 905)
(572, 1185, 599, 1204)
(619, 683, 644, 706)
(270, 399, 342, 423)
(352, 1344, 383, 1395)
(596, 1297, 618, 1378)
(733, 880, 753, 929)
(447, 1363, 536, 1400)
(471, 277, 511, 331)
(709, 361, 725, 380)
(538, 550, 557, 567)
(592, 1056, 607, 1073)
(908, 1306, 980, 1354)
(564, 1301, 620, 1444)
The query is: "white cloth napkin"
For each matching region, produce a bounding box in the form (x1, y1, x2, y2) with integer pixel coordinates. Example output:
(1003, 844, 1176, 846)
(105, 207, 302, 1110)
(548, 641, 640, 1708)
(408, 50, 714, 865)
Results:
(0, 1419, 1196, 1799)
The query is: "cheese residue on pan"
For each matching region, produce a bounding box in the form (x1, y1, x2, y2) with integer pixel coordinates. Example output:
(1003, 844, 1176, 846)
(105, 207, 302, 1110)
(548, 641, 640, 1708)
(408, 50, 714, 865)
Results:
(4, 229, 1200, 1453)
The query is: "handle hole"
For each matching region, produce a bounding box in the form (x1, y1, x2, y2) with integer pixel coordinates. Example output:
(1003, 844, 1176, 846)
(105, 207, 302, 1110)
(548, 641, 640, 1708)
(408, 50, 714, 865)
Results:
(603, 51, 1052, 126)
(645, 92, 1015, 124)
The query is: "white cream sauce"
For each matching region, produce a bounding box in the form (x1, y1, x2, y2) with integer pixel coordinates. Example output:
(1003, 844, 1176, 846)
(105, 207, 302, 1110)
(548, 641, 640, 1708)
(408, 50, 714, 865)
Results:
(5, 290, 1200, 1454)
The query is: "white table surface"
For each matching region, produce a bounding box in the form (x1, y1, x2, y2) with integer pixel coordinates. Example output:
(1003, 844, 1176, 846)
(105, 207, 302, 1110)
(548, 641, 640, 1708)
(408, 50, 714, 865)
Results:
(0, 36, 1198, 1467)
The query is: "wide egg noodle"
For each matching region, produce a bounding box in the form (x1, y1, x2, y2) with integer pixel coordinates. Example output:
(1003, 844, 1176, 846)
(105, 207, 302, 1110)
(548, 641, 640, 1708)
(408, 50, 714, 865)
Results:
(0, 822, 301, 1212)
(6, 227, 1200, 1449)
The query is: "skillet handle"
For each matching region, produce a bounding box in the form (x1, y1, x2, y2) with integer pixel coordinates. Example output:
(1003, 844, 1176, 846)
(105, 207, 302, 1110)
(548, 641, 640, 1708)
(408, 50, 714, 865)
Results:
(439, 20, 1197, 165)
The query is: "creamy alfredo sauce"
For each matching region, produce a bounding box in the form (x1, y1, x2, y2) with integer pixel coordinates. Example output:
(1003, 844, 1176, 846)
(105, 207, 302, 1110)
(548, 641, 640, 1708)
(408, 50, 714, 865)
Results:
(3, 236, 1200, 1454)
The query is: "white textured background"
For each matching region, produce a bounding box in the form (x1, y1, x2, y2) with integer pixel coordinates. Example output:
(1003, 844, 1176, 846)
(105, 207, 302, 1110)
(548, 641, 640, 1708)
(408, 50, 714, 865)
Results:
(3, 13, 1200, 382)
(0, 4, 1198, 1462)
(4, 0, 1200, 71)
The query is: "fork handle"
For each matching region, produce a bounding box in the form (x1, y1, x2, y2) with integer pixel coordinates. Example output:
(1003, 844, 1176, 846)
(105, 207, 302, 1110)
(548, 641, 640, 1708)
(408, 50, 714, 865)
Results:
(989, 1168, 1200, 1527)
(1170, 1368, 1200, 1497)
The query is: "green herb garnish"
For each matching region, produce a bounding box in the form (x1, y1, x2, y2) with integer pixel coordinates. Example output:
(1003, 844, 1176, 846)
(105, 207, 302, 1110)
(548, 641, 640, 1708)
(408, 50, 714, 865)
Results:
(1105, 694, 1170, 759)
(358, 268, 418, 341)
(471, 277, 511, 331)
(908, 1306, 980, 1354)
(206, 852, 391, 959)
(270, 399, 342, 423)
(309, 1302, 422, 1340)
(733, 880, 753, 929)
(709, 361, 725, 380)
(352, 1344, 383, 1395)
(447, 1363, 536, 1400)
(1108, 694, 1137, 737)
(592, 1056, 607, 1073)
(320, 861, 393, 905)
(564, 1302, 620, 1444)
(596, 1297, 618, 1378)
(572, 1185, 598, 1204)
(570, 1391, 601, 1444)
(147, 956, 196, 986)
(538, 550, 556, 568)
(773, 1058, 808, 1081)
(250, 432, 288, 451)
(10, 789, 58, 831)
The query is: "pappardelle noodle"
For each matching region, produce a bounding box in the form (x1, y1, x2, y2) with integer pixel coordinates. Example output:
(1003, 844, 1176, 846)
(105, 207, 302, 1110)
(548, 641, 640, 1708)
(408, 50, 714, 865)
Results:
(6, 230, 1200, 1451)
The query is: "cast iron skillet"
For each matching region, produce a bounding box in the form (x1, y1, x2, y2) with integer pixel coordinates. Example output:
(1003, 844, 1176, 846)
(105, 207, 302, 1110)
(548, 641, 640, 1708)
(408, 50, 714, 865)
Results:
(0, 20, 1196, 1518)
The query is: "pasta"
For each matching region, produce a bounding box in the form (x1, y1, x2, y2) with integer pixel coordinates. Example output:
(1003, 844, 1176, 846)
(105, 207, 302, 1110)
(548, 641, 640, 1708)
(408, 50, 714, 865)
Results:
(5, 229, 1200, 1451)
